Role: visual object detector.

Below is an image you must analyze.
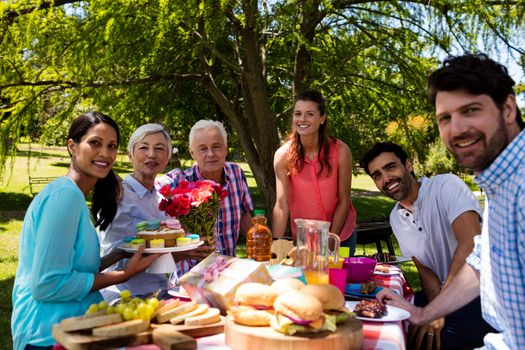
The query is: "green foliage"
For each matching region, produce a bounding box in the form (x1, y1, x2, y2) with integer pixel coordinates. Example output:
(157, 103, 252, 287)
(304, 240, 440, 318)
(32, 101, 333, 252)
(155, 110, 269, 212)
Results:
(461, 175, 482, 193)
(415, 139, 459, 177)
(1, 0, 524, 207)
(384, 114, 438, 167)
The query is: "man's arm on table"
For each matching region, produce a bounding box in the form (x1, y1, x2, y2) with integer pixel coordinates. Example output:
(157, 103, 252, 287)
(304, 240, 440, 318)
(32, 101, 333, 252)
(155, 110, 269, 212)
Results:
(378, 262, 481, 325)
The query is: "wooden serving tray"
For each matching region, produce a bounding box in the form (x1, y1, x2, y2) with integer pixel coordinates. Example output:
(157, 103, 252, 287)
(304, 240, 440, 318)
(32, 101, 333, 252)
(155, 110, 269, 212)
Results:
(53, 324, 151, 350)
(225, 316, 363, 350)
(53, 317, 225, 349)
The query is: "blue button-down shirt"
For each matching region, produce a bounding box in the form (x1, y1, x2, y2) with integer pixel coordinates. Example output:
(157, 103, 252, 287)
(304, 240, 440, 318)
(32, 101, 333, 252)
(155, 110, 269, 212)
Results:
(466, 128, 525, 349)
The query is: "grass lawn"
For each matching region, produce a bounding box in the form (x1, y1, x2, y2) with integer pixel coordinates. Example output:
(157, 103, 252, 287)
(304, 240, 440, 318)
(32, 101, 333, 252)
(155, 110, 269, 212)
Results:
(0, 143, 417, 349)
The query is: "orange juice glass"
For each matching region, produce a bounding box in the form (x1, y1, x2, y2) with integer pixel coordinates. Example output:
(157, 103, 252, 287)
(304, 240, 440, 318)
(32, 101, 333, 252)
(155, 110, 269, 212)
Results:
(304, 270, 330, 284)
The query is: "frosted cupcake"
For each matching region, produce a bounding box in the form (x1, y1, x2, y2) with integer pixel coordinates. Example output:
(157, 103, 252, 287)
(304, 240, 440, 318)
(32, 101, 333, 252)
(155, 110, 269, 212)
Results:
(149, 238, 165, 248)
(122, 236, 136, 248)
(130, 238, 146, 249)
(186, 234, 200, 244)
(176, 237, 192, 247)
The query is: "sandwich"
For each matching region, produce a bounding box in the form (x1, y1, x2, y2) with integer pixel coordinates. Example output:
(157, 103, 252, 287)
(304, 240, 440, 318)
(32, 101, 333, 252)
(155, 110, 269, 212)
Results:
(229, 283, 277, 326)
(270, 290, 337, 335)
(301, 284, 354, 324)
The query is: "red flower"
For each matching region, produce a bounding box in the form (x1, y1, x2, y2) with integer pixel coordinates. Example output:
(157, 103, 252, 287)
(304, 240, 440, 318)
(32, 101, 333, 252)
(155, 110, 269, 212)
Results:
(158, 179, 226, 237)
(159, 184, 172, 198)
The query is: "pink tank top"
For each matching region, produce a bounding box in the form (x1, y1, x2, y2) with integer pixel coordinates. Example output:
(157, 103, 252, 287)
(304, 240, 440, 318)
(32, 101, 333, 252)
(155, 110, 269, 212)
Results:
(288, 139, 356, 241)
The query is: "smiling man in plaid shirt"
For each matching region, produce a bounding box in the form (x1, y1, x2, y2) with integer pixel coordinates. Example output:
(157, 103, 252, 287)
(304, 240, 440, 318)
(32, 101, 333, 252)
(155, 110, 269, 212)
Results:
(378, 54, 525, 350)
(156, 120, 253, 275)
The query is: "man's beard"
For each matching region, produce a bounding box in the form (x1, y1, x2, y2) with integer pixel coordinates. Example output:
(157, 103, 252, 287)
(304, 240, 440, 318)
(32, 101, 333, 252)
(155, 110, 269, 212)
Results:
(381, 172, 414, 201)
(448, 113, 509, 173)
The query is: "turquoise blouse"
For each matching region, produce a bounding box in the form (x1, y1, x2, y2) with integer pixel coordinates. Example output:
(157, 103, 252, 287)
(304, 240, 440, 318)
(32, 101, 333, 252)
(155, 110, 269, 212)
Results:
(11, 177, 103, 350)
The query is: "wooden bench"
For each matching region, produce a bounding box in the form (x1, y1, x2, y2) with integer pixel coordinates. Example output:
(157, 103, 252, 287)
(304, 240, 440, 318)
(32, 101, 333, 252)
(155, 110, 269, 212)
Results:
(28, 176, 58, 196)
(355, 221, 396, 255)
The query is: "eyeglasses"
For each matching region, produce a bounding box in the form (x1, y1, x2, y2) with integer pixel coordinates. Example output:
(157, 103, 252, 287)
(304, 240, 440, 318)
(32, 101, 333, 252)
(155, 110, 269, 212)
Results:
(196, 145, 225, 155)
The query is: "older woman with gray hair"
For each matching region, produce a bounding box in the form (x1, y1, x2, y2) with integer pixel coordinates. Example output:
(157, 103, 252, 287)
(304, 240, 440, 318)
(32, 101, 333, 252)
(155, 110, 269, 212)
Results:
(98, 123, 172, 302)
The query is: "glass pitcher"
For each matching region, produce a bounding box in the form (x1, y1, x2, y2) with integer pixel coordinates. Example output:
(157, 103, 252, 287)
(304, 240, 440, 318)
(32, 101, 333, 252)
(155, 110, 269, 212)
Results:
(294, 219, 340, 284)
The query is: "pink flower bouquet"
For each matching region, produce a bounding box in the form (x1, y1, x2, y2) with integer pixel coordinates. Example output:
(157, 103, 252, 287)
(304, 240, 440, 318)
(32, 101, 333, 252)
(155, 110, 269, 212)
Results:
(158, 180, 228, 246)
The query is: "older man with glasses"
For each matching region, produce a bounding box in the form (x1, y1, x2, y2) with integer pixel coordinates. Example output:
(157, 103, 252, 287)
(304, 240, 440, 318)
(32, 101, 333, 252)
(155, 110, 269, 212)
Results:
(156, 119, 253, 275)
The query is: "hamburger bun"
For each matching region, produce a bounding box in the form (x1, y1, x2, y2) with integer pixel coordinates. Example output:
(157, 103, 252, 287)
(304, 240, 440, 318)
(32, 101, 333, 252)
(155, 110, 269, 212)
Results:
(301, 284, 352, 324)
(301, 284, 345, 310)
(271, 290, 337, 334)
(270, 278, 305, 295)
(230, 305, 274, 326)
(234, 283, 277, 307)
(231, 283, 277, 326)
(274, 290, 323, 322)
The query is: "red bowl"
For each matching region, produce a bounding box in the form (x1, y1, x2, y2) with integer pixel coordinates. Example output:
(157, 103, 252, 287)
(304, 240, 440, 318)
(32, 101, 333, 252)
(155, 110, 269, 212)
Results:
(343, 257, 377, 283)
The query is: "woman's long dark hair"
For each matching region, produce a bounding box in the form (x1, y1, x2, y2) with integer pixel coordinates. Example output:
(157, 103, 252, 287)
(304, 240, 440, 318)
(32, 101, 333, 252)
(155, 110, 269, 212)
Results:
(288, 90, 333, 176)
(68, 111, 121, 231)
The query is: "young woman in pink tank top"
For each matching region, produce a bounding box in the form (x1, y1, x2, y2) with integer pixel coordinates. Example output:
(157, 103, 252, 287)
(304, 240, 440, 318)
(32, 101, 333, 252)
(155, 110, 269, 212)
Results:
(272, 90, 357, 255)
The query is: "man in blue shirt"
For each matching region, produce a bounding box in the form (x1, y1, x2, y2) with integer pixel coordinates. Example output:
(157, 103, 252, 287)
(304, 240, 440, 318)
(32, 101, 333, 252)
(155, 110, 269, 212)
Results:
(378, 54, 525, 350)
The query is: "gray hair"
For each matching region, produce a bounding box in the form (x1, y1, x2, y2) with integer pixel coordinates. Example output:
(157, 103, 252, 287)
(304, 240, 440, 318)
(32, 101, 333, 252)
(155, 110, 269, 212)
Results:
(128, 123, 172, 155)
(189, 120, 228, 148)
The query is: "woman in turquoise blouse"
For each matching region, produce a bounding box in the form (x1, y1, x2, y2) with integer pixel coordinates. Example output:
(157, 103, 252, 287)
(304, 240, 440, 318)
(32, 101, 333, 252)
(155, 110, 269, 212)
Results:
(11, 112, 160, 350)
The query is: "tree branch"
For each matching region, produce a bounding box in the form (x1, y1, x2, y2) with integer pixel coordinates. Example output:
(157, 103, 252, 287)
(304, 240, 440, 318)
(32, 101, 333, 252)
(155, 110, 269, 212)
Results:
(0, 73, 204, 90)
(2, 0, 84, 24)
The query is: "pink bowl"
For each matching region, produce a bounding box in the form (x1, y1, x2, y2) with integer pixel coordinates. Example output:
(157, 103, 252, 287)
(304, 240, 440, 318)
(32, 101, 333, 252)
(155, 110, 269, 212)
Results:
(343, 257, 377, 283)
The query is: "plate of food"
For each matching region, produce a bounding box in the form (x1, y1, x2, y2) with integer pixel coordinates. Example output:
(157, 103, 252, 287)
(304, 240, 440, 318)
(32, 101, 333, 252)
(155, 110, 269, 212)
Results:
(118, 240, 203, 253)
(374, 264, 401, 276)
(345, 282, 384, 298)
(345, 300, 410, 322)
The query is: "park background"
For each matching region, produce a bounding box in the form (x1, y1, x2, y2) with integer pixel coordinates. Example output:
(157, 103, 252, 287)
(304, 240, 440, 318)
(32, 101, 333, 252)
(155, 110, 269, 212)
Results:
(1, 1, 525, 349)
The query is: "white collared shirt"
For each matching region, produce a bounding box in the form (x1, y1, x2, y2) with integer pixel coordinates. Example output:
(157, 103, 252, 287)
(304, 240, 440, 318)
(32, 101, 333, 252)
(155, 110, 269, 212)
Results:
(390, 174, 482, 283)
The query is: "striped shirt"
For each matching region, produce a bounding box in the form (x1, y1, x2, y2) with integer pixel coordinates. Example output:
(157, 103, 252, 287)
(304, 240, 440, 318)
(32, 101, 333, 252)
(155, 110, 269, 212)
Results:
(156, 162, 253, 275)
(466, 128, 525, 350)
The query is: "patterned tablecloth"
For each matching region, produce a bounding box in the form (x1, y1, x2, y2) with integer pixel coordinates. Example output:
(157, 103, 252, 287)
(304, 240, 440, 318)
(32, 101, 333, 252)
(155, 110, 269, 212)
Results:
(359, 270, 414, 350)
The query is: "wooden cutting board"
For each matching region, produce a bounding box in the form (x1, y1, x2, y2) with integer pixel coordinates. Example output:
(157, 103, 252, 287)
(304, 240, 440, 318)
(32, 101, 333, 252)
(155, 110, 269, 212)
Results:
(52, 324, 151, 350)
(53, 317, 225, 349)
(225, 316, 363, 350)
(157, 316, 226, 338)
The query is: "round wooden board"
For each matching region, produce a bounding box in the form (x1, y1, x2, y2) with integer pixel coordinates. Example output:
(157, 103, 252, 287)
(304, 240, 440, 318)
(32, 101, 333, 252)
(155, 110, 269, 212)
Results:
(225, 316, 363, 350)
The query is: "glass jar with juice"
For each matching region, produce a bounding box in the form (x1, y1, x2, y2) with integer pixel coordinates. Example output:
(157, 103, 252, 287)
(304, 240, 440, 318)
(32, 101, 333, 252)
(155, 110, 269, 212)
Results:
(294, 219, 340, 284)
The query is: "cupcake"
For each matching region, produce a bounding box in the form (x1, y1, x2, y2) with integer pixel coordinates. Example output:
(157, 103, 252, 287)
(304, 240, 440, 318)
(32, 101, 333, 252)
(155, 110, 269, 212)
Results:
(176, 237, 192, 247)
(186, 234, 200, 244)
(122, 236, 136, 248)
(137, 229, 185, 247)
(130, 238, 146, 249)
(149, 238, 165, 248)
